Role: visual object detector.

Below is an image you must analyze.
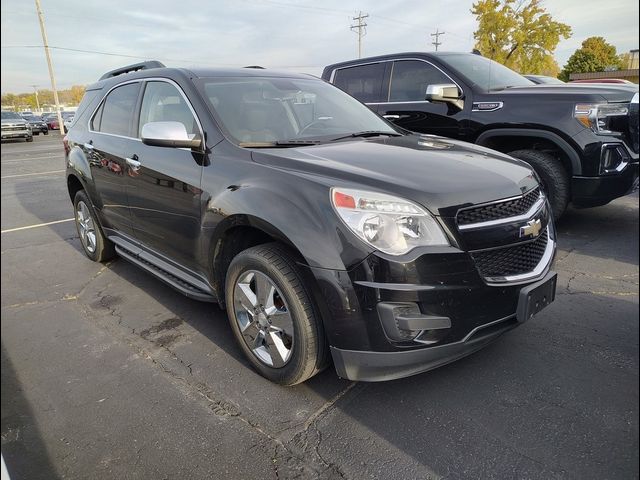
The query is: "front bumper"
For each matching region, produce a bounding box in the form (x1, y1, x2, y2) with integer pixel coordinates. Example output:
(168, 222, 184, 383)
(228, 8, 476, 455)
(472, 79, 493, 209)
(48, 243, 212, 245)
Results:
(306, 243, 556, 381)
(331, 314, 519, 381)
(1, 130, 31, 139)
(572, 161, 639, 207)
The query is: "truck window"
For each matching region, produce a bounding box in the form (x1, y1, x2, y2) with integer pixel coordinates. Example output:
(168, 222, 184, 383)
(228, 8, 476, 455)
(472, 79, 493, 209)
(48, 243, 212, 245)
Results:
(333, 63, 386, 103)
(389, 60, 452, 102)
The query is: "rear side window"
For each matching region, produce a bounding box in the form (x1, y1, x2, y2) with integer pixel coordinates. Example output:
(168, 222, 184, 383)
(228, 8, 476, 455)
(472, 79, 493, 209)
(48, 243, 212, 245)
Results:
(138, 81, 198, 137)
(93, 83, 140, 136)
(389, 60, 452, 102)
(333, 63, 386, 103)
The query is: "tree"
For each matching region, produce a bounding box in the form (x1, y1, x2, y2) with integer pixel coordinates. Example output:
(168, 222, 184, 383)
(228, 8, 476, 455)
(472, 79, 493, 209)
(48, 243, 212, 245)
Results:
(559, 37, 623, 81)
(471, 0, 571, 75)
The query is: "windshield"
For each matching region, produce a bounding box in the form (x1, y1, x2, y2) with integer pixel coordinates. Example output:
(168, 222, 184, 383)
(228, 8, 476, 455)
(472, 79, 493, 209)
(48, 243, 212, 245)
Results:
(1, 111, 23, 120)
(199, 76, 397, 146)
(439, 53, 534, 91)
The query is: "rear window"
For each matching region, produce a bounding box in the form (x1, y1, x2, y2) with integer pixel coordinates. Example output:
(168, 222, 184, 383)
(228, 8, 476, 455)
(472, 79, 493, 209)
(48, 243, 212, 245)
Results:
(333, 63, 386, 103)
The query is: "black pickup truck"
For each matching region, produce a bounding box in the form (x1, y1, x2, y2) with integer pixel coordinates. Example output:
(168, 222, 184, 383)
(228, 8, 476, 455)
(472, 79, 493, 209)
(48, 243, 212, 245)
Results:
(322, 52, 639, 219)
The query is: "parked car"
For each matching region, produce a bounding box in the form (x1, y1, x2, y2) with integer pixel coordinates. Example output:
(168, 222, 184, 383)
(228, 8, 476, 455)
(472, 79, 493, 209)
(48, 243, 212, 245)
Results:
(523, 75, 565, 85)
(1, 111, 33, 142)
(62, 113, 75, 133)
(65, 61, 557, 384)
(571, 78, 635, 84)
(322, 52, 639, 219)
(21, 114, 49, 135)
(42, 113, 60, 130)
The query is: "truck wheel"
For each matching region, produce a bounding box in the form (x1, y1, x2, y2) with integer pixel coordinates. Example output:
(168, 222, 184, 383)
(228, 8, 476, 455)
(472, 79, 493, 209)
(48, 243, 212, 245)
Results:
(225, 243, 328, 385)
(508, 149, 569, 221)
(26, 136, 34, 143)
(73, 190, 115, 262)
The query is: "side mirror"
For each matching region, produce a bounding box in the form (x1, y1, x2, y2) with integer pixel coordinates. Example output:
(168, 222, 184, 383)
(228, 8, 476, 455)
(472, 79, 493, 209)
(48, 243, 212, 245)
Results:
(141, 121, 202, 149)
(425, 84, 463, 110)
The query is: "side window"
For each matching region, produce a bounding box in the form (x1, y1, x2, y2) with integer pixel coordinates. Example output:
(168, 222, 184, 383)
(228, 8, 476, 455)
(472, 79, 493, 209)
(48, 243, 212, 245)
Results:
(333, 63, 386, 103)
(138, 81, 197, 137)
(389, 60, 452, 102)
(94, 83, 140, 136)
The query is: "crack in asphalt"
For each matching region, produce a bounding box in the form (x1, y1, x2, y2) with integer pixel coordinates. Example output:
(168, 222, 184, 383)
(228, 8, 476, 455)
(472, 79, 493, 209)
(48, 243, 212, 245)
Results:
(67, 271, 352, 479)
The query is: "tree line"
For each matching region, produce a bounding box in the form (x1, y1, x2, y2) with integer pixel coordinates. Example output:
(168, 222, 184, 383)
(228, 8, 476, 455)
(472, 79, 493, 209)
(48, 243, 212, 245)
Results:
(1, 85, 86, 111)
(472, 0, 633, 80)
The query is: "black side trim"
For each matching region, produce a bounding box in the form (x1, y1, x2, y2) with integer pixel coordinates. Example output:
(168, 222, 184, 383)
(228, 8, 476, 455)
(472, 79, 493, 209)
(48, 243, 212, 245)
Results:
(115, 245, 216, 302)
(475, 128, 582, 175)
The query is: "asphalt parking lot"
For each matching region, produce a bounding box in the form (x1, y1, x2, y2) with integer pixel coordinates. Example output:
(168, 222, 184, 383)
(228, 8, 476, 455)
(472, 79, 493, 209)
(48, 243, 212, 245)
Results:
(1, 134, 638, 480)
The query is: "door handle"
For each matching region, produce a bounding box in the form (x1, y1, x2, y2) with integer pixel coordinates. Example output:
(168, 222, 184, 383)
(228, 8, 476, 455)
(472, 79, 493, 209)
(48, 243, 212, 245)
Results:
(126, 156, 142, 171)
(383, 115, 400, 120)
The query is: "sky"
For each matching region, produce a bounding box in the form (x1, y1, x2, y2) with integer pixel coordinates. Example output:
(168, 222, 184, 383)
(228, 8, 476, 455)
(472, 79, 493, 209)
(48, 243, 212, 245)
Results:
(1, 0, 638, 94)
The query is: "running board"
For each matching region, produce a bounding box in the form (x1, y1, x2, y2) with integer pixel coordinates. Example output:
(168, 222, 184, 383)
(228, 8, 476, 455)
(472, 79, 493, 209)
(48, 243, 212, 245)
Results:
(114, 245, 216, 302)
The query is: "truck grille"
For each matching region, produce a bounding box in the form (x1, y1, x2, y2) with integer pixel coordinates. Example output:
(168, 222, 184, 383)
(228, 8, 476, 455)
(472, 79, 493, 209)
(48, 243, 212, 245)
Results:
(472, 228, 549, 278)
(457, 187, 540, 226)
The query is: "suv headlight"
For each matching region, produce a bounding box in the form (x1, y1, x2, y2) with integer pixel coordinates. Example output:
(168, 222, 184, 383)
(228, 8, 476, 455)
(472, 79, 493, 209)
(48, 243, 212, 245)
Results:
(331, 187, 449, 255)
(574, 103, 629, 135)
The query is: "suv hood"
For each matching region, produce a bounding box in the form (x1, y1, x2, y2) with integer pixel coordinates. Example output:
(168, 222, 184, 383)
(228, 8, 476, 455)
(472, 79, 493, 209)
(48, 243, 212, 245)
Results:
(251, 134, 537, 216)
(495, 84, 638, 103)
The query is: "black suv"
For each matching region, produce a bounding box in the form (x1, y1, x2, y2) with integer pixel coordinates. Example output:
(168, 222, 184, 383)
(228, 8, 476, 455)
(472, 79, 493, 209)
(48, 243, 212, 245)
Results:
(322, 52, 640, 219)
(66, 61, 556, 384)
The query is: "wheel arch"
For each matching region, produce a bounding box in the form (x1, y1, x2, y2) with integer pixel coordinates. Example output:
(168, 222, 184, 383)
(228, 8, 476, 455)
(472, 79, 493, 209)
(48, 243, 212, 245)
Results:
(475, 128, 582, 175)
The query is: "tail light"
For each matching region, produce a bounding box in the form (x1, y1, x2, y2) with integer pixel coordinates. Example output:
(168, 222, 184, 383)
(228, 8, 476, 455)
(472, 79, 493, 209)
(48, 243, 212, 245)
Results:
(63, 135, 70, 156)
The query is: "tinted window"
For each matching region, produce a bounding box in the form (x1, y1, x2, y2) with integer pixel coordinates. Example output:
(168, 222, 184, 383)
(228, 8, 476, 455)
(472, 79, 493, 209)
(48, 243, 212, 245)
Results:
(201, 77, 396, 145)
(138, 82, 197, 137)
(439, 53, 533, 91)
(389, 60, 452, 102)
(95, 83, 140, 136)
(333, 63, 386, 103)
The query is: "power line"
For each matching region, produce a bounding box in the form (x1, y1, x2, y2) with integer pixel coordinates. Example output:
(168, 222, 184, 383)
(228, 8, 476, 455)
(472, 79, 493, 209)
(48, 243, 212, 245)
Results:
(431, 29, 445, 51)
(350, 11, 369, 59)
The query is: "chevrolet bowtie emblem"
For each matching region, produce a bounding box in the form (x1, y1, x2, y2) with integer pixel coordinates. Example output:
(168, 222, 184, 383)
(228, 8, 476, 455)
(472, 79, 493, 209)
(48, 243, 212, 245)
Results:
(520, 219, 542, 238)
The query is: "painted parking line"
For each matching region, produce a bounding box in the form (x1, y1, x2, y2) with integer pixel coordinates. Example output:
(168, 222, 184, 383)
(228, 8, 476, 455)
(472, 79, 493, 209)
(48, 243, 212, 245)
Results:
(1, 170, 65, 179)
(1, 218, 74, 234)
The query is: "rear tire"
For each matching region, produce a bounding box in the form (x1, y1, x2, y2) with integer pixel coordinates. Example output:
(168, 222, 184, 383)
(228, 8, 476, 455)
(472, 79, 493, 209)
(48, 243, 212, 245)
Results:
(225, 243, 329, 385)
(73, 190, 115, 262)
(508, 149, 570, 221)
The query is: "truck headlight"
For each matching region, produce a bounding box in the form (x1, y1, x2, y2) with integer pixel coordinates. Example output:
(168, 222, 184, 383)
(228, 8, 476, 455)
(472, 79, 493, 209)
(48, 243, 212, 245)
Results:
(574, 103, 629, 135)
(331, 188, 449, 255)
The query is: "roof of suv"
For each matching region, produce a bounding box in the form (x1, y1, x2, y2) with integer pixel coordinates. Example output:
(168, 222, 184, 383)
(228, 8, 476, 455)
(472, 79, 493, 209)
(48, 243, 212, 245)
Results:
(89, 61, 316, 90)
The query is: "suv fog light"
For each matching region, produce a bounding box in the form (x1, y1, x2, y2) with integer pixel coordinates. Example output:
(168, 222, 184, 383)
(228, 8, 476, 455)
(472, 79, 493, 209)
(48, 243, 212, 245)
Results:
(377, 302, 451, 344)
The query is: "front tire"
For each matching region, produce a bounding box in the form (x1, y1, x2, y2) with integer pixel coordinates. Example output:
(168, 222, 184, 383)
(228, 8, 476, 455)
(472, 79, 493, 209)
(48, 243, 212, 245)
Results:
(225, 243, 328, 385)
(73, 190, 115, 262)
(26, 136, 33, 142)
(508, 149, 570, 221)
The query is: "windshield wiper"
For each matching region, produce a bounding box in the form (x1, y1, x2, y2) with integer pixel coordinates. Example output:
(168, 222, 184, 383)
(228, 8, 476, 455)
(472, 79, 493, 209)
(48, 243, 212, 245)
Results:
(330, 131, 402, 142)
(239, 140, 322, 148)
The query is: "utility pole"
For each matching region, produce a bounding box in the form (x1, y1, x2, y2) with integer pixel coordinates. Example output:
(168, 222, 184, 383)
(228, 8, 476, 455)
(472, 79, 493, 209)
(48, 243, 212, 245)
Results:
(34, 0, 64, 135)
(30, 85, 40, 112)
(351, 11, 369, 58)
(431, 29, 445, 51)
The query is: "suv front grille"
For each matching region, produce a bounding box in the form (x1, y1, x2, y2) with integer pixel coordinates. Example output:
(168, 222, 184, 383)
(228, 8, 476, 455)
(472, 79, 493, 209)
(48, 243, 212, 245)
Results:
(472, 228, 549, 278)
(457, 187, 540, 226)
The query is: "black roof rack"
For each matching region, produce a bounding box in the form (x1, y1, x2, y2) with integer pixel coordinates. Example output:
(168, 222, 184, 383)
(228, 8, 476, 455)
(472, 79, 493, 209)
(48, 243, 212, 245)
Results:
(99, 61, 166, 81)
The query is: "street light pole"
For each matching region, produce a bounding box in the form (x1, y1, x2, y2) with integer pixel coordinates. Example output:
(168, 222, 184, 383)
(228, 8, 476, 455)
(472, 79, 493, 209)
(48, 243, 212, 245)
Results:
(30, 85, 40, 112)
(34, 0, 64, 135)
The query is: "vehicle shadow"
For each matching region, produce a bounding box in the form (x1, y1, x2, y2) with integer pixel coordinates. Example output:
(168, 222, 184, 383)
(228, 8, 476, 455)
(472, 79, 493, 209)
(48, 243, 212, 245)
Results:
(1, 342, 61, 480)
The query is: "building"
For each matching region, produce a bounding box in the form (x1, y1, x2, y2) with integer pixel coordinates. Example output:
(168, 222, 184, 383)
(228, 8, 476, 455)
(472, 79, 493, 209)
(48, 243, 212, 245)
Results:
(569, 48, 639, 84)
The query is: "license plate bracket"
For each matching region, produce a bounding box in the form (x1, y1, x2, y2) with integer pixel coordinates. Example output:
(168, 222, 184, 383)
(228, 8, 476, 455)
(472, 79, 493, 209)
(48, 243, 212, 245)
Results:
(516, 272, 557, 323)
